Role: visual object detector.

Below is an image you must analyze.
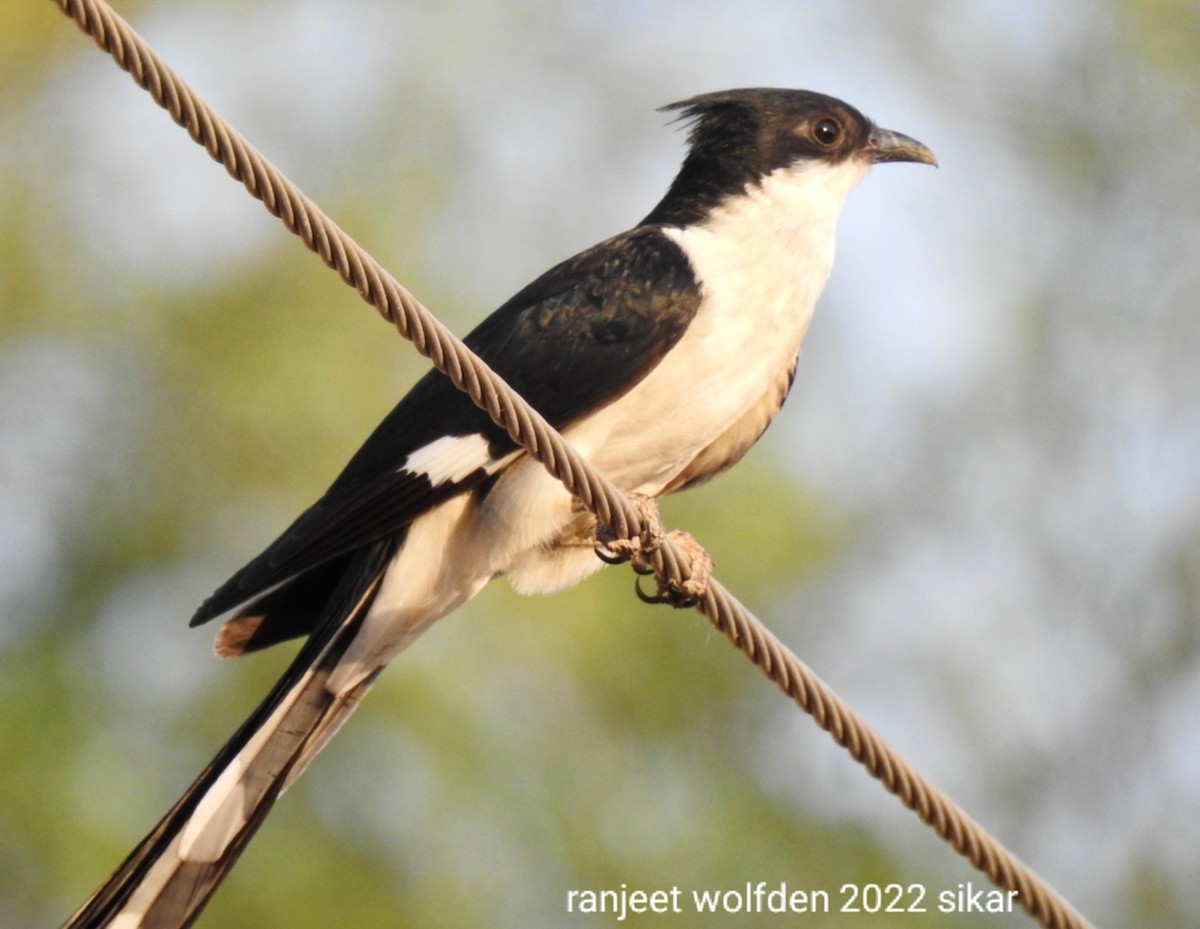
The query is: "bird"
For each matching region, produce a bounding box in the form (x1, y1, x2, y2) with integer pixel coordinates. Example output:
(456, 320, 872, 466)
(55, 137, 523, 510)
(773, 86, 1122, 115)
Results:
(64, 87, 935, 929)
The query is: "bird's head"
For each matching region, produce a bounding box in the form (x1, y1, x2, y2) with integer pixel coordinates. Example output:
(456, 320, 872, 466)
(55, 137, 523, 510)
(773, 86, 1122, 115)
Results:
(642, 87, 935, 228)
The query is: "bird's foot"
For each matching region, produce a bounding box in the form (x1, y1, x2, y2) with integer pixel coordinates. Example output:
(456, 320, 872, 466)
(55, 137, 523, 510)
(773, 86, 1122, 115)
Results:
(635, 529, 714, 608)
(596, 493, 714, 608)
(595, 492, 665, 566)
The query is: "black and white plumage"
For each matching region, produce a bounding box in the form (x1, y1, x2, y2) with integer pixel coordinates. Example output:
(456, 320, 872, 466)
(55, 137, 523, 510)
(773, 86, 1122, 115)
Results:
(65, 88, 935, 929)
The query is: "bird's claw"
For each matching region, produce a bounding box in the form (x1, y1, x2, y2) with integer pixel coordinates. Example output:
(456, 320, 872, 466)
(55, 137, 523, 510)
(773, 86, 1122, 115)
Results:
(594, 492, 666, 567)
(596, 494, 714, 608)
(634, 529, 714, 608)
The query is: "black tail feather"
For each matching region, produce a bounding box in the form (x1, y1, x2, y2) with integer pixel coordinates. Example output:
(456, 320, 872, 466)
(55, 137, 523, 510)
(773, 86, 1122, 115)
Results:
(63, 537, 400, 929)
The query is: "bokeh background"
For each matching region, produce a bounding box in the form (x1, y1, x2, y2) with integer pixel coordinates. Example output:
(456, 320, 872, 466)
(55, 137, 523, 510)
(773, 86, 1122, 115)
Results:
(3, 1, 1199, 927)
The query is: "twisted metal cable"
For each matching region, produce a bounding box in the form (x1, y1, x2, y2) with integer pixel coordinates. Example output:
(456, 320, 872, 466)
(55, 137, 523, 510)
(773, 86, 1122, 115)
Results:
(51, 2, 1095, 928)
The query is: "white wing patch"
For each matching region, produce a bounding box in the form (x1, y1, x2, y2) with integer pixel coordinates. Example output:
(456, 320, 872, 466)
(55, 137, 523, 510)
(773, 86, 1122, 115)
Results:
(401, 433, 506, 486)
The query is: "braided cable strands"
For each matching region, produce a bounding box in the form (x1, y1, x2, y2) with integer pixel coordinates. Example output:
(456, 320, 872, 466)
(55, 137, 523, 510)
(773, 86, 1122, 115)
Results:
(694, 579, 1091, 929)
(50, 2, 1095, 928)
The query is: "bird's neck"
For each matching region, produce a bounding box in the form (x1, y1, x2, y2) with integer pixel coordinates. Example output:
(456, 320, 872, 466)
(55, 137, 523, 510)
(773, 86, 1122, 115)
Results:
(673, 158, 869, 295)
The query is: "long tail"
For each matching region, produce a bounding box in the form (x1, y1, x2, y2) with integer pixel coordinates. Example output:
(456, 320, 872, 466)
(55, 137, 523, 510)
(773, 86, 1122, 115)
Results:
(63, 538, 399, 929)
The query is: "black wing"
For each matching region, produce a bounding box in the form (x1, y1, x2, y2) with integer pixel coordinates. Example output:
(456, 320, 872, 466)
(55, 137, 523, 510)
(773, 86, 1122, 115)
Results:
(191, 225, 700, 624)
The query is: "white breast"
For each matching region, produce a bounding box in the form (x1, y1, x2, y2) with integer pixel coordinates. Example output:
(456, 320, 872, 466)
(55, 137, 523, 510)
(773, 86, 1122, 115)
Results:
(568, 156, 869, 492)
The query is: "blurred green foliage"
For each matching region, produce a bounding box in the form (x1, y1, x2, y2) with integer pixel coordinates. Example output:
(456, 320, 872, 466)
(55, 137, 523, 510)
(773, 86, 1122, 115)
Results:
(4, 1, 1198, 928)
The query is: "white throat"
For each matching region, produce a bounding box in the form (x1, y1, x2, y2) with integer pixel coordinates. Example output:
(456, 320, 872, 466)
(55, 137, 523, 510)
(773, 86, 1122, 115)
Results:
(660, 157, 869, 370)
(686, 156, 869, 291)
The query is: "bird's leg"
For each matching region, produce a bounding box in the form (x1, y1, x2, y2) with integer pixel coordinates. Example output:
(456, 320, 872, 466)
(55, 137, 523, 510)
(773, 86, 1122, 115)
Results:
(595, 493, 714, 608)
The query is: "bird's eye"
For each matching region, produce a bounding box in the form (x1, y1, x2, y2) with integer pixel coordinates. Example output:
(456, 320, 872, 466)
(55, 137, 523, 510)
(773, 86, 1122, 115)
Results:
(813, 118, 841, 146)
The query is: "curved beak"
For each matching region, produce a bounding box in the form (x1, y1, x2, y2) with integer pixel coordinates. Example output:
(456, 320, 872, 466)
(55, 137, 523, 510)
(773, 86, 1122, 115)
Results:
(868, 127, 938, 167)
